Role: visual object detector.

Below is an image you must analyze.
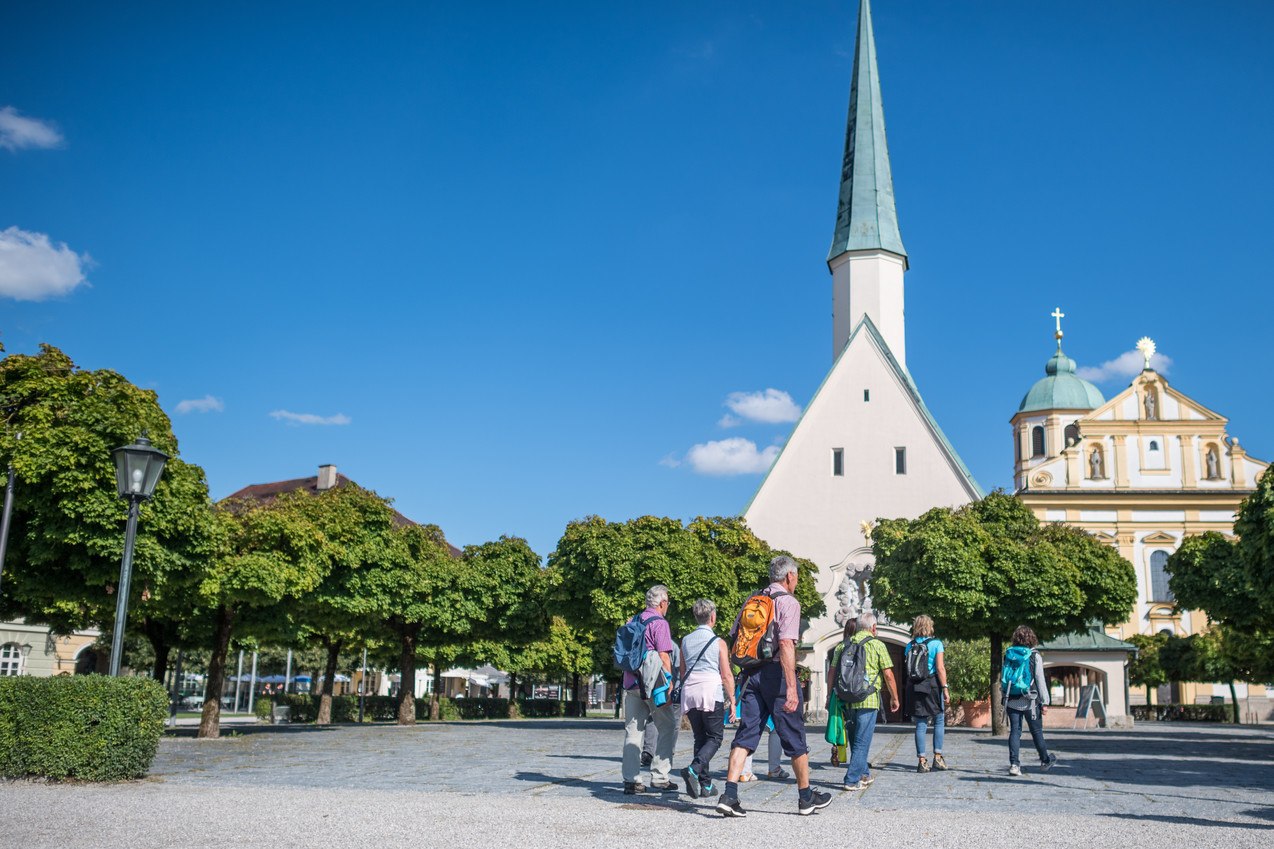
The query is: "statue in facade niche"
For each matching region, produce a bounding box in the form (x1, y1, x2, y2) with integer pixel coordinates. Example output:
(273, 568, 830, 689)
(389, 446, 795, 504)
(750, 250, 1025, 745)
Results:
(1144, 390, 1157, 420)
(834, 561, 884, 625)
(1206, 447, 1221, 480)
(1089, 448, 1105, 479)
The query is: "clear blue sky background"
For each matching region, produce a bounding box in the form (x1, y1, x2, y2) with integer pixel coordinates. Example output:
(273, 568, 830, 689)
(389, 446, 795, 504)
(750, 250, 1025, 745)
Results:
(3, 1, 1272, 558)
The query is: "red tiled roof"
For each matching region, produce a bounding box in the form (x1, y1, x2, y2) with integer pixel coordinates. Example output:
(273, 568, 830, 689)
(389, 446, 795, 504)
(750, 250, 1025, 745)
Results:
(223, 473, 462, 557)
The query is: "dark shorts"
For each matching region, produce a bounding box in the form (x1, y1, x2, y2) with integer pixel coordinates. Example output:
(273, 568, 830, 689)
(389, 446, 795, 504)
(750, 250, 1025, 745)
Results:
(730, 663, 809, 758)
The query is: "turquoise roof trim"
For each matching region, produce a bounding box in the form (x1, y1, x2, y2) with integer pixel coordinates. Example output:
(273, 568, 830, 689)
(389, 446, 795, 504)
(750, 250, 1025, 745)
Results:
(828, 0, 907, 264)
(1018, 345, 1105, 413)
(1040, 625, 1136, 654)
(743, 316, 982, 516)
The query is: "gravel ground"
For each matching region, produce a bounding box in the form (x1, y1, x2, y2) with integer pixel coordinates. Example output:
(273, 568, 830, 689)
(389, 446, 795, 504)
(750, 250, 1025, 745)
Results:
(4, 720, 1272, 848)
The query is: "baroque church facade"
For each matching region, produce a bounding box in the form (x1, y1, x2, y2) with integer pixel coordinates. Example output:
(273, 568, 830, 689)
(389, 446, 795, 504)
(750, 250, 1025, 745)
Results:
(743, 0, 981, 719)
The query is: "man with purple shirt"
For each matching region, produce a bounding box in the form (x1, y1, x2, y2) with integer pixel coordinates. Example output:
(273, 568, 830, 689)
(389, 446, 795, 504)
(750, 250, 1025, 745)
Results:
(621, 585, 679, 794)
(716, 556, 832, 817)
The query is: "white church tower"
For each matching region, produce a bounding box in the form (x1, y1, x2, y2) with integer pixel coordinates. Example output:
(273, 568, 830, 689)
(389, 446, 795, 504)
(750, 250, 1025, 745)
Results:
(743, 0, 982, 715)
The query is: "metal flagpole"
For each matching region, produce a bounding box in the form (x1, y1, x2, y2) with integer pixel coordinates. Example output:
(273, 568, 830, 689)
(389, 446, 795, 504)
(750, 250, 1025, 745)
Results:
(284, 648, 293, 694)
(247, 651, 258, 714)
(234, 650, 244, 712)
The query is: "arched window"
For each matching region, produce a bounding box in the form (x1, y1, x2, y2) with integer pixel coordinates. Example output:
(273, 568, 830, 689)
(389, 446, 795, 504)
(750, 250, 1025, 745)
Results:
(1149, 550, 1173, 602)
(1064, 424, 1079, 447)
(1149, 440, 1159, 452)
(0, 643, 23, 676)
(1031, 426, 1046, 457)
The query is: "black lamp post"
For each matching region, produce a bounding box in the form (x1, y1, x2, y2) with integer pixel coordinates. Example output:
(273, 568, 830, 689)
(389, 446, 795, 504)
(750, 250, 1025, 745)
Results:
(108, 433, 168, 677)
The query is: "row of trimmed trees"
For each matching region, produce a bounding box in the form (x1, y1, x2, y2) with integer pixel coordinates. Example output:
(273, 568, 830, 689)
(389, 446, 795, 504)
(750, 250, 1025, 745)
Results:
(0, 345, 823, 738)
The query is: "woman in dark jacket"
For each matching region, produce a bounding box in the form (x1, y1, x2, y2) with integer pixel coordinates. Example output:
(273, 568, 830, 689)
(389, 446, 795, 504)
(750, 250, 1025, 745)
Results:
(905, 615, 948, 772)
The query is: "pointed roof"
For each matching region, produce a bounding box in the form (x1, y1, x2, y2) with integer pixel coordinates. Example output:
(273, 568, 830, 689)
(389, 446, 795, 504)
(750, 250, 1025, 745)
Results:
(828, 0, 908, 265)
(743, 315, 982, 515)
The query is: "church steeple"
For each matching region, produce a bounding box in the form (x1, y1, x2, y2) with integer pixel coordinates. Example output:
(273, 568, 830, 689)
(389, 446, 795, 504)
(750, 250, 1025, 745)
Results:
(828, 0, 907, 263)
(828, 0, 909, 364)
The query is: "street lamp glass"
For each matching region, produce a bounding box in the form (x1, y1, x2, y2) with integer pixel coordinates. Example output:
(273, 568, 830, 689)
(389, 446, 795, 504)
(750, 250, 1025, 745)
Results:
(111, 435, 169, 500)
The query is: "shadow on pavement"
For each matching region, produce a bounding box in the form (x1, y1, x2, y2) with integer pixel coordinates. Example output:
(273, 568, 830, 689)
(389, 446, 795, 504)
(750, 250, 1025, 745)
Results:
(512, 770, 716, 816)
(164, 724, 346, 739)
(1101, 813, 1274, 831)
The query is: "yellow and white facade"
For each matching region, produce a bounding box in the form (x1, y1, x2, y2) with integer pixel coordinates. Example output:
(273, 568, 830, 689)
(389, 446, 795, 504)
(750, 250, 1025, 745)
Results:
(1014, 336, 1269, 709)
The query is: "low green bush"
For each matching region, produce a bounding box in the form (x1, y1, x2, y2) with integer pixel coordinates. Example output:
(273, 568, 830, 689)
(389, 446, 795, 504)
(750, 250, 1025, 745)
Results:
(0, 676, 168, 781)
(1131, 703, 1229, 722)
(452, 697, 509, 719)
(943, 638, 991, 704)
(517, 699, 564, 718)
(254, 698, 273, 721)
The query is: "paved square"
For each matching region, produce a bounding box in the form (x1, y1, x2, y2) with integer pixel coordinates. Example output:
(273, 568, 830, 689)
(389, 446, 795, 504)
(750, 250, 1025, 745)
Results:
(4, 719, 1272, 848)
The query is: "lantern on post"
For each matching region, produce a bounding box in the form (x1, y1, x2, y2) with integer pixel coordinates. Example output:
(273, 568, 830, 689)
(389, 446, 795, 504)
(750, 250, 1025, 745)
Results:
(108, 433, 168, 677)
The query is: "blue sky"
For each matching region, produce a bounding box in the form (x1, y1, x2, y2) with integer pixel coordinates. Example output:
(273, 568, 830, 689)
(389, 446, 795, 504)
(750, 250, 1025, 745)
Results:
(3, 1, 1272, 558)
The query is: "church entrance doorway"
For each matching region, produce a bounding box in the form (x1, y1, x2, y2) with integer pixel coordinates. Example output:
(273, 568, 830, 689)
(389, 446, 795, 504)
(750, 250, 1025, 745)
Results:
(883, 640, 906, 724)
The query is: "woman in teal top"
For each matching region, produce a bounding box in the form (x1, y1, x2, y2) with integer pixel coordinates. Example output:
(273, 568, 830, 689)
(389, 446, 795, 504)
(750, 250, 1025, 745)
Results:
(904, 615, 948, 773)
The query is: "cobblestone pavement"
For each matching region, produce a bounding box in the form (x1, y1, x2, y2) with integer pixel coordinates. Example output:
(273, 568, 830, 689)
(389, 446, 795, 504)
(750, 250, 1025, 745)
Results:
(5, 719, 1272, 849)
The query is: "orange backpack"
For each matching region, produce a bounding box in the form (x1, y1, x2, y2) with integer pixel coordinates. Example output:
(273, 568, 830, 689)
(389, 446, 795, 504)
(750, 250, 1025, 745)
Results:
(730, 590, 790, 669)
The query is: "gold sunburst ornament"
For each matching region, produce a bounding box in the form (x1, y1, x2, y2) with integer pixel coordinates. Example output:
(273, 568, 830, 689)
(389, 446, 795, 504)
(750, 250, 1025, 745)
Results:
(860, 520, 875, 541)
(1136, 336, 1156, 371)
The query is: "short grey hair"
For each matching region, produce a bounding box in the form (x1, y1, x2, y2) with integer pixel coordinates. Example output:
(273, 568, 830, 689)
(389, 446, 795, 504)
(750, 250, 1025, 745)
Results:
(692, 599, 716, 625)
(645, 585, 670, 608)
(856, 612, 877, 632)
(769, 555, 798, 584)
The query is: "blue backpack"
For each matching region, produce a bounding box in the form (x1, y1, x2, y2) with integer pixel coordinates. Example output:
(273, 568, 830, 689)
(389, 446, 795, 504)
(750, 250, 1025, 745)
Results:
(1001, 646, 1035, 696)
(613, 613, 663, 673)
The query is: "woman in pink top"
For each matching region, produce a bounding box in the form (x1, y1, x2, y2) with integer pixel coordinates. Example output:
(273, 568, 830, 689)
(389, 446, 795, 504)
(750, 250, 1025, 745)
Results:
(678, 599, 736, 799)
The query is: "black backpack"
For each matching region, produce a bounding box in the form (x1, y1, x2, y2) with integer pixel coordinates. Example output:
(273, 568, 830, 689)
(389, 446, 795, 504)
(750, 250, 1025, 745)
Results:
(906, 638, 933, 684)
(833, 637, 879, 703)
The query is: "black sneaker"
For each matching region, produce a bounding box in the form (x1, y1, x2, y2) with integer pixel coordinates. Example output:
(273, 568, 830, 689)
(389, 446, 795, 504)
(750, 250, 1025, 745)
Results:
(623, 782, 645, 795)
(680, 766, 700, 799)
(798, 789, 833, 815)
(1041, 754, 1058, 771)
(701, 783, 719, 797)
(716, 795, 746, 817)
(640, 752, 653, 768)
(649, 780, 678, 793)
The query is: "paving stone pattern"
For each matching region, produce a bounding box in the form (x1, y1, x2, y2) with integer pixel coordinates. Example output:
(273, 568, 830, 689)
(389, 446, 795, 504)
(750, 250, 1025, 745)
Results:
(4, 719, 1272, 849)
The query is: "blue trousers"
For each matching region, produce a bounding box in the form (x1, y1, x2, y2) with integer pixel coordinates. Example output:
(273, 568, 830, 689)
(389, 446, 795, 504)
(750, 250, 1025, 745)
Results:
(915, 710, 945, 756)
(1008, 705, 1050, 766)
(843, 707, 877, 784)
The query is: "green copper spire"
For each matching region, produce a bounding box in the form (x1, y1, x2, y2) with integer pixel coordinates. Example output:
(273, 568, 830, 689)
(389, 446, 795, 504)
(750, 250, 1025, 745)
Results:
(828, 0, 907, 264)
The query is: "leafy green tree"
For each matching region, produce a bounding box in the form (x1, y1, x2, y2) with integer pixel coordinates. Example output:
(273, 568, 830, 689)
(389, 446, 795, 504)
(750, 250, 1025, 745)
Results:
(287, 485, 400, 724)
(0, 344, 219, 681)
(1126, 633, 1170, 706)
(871, 491, 1137, 733)
(548, 515, 823, 680)
(195, 495, 330, 737)
(1160, 627, 1274, 723)
(942, 638, 991, 705)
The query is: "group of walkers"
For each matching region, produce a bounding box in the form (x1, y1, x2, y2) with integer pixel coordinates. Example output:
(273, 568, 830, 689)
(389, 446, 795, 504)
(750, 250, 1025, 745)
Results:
(616, 555, 1057, 817)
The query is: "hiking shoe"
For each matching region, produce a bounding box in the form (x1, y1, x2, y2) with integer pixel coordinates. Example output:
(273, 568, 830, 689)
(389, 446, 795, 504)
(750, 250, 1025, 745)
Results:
(701, 782, 719, 797)
(623, 781, 646, 794)
(649, 780, 678, 792)
(917, 757, 930, 773)
(860, 775, 875, 787)
(1008, 764, 1021, 777)
(716, 796, 746, 818)
(767, 766, 790, 780)
(1041, 754, 1058, 772)
(680, 766, 700, 799)
(933, 754, 948, 771)
(842, 780, 866, 791)
(798, 789, 833, 815)
(640, 752, 653, 768)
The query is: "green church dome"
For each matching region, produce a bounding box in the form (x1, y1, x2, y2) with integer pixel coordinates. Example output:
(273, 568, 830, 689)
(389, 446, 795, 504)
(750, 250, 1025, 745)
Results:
(1018, 347, 1105, 413)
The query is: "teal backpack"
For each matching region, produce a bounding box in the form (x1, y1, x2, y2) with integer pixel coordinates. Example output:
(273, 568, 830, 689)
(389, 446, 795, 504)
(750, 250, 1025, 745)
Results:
(1001, 646, 1035, 696)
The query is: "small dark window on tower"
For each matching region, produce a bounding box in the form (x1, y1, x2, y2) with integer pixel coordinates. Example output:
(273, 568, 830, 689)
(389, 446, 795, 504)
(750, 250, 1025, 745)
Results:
(1064, 424, 1079, 447)
(895, 447, 907, 475)
(863, 389, 870, 402)
(1031, 426, 1046, 457)
(1149, 440, 1160, 451)
(832, 448, 844, 477)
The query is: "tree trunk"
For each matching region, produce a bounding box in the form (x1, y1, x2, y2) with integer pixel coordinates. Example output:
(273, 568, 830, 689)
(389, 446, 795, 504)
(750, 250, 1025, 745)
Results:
(572, 672, 582, 716)
(198, 605, 235, 739)
(430, 664, 443, 720)
(144, 621, 171, 683)
(397, 628, 417, 725)
(1228, 681, 1241, 724)
(1146, 684, 1153, 707)
(507, 673, 519, 718)
(316, 638, 343, 725)
(989, 633, 1006, 736)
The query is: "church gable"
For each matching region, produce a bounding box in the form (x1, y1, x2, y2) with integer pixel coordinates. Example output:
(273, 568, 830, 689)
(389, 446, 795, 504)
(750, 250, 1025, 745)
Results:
(744, 317, 980, 568)
(1082, 373, 1226, 426)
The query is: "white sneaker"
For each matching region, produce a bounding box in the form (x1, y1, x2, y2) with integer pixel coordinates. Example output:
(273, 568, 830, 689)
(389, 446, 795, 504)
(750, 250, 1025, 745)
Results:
(1008, 764, 1022, 776)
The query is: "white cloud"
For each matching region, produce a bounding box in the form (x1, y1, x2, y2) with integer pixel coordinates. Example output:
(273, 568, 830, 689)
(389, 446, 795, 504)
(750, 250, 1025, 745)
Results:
(658, 453, 682, 469)
(270, 410, 351, 426)
(724, 388, 801, 424)
(717, 413, 742, 428)
(0, 106, 64, 151)
(685, 437, 780, 476)
(1076, 350, 1172, 383)
(175, 395, 224, 415)
(0, 226, 89, 301)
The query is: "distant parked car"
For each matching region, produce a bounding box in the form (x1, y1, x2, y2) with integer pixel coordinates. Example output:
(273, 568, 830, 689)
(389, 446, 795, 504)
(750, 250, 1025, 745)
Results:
(182, 695, 205, 709)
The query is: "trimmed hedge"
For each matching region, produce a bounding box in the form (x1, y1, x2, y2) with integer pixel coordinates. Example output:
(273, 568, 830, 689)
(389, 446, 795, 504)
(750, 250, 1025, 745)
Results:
(1131, 703, 1229, 722)
(0, 676, 168, 781)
